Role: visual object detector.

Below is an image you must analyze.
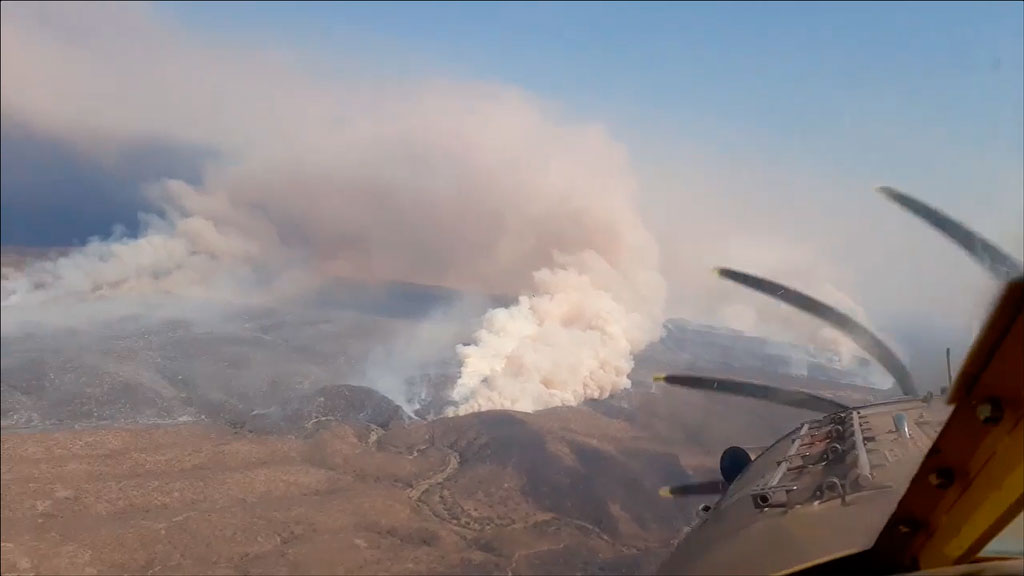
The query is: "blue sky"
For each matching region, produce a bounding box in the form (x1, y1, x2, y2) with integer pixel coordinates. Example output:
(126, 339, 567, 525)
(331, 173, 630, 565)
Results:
(157, 1, 1024, 213)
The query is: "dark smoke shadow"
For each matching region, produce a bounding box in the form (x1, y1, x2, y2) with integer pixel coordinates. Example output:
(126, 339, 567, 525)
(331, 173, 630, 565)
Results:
(1, 117, 211, 246)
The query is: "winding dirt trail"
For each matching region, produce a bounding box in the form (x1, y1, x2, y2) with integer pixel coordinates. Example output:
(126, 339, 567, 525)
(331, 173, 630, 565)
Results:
(407, 448, 459, 501)
(506, 542, 568, 576)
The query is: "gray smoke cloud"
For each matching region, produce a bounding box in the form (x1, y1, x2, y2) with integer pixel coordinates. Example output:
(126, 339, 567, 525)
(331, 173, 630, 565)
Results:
(1, 1, 666, 413)
(2, 2, 1019, 409)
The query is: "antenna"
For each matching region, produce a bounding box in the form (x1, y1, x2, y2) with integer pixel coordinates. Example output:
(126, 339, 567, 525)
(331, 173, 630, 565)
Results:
(945, 347, 953, 392)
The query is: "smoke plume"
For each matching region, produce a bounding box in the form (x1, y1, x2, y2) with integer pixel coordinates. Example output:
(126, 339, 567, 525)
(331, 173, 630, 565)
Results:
(1, 2, 666, 413)
(450, 250, 665, 415)
(5, 2, 1018, 410)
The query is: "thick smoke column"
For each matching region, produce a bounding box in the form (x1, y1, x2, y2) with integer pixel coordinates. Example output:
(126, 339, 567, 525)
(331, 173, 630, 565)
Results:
(1, 2, 667, 412)
(449, 250, 666, 415)
(2, 183, 265, 306)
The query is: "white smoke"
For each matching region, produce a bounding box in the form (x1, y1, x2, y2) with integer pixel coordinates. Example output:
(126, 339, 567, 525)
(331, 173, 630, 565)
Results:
(448, 250, 665, 415)
(1, 2, 666, 413)
(7, 3, 1016, 412)
(361, 293, 493, 415)
(3, 185, 258, 306)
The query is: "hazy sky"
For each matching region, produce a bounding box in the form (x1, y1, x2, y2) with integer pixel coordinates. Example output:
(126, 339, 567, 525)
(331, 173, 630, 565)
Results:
(156, 1, 1023, 208)
(162, 1, 1024, 324)
(2, 1, 1021, 333)
(7, 1, 1022, 241)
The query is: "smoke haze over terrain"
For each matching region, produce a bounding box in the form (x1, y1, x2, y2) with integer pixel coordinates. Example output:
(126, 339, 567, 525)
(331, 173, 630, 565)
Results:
(2, 2, 1021, 413)
(1, 1, 669, 413)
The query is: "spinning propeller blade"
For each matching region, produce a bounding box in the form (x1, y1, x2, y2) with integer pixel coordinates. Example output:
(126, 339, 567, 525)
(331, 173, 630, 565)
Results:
(660, 480, 728, 498)
(654, 374, 850, 413)
(715, 267, 919, 398)
(877, 186, 1023, 282)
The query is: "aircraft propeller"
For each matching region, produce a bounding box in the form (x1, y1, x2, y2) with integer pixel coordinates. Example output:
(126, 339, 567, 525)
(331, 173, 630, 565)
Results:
(714, 267, 919, 398)
(877, 186, 1023, 282)
(655, 186, 1021, 501)
(653, 374, 850, 414)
